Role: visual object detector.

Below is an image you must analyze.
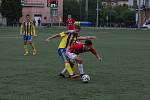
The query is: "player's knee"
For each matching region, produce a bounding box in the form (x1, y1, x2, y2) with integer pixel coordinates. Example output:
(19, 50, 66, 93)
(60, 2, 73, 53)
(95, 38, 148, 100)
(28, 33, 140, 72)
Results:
(64, 60, 69, 63)
(76, 59, 82, 64)
(24, 42, 27, 45)
(78, 60, 83, 64)
(28, 41, 32, 44)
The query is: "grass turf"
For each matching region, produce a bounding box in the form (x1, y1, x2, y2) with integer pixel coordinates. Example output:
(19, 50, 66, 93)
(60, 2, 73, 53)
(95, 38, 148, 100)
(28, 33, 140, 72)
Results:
(0, 27, 150, 100)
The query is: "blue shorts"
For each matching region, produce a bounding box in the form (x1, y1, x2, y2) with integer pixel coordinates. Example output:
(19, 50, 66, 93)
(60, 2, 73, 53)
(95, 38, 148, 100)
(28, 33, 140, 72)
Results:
(58, 48, 67, 61)
(23, 35, 32, 41)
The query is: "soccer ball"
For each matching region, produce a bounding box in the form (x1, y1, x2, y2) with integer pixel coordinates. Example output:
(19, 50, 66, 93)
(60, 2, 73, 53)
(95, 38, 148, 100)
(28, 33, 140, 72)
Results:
(82, 74, 90, 83)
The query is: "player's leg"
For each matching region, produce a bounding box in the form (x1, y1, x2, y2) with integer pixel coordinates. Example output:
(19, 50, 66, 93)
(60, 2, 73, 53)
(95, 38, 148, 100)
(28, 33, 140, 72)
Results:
(60, 49, 78, 78)
(59, 60, 76, 77)
(28, 36, 36, 55)
(65, 52, 82, 78)
(58, 49, 67, 77)
(72, 63, 78, 74)
(24, 41, 28, 55)
(75, 55, 85, 77)
(23, 35, 28, 56)
(59, 68, 66, 78)
(69, 60, 77, 72)
(60, 49, 73, 75)
(58, 48, 72, 78)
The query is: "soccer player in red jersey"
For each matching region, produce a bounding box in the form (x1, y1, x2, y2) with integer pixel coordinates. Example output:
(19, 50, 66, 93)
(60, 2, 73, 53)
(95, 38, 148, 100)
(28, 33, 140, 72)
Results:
(66, 40, 102, 76)
(66, 15, 75, 31)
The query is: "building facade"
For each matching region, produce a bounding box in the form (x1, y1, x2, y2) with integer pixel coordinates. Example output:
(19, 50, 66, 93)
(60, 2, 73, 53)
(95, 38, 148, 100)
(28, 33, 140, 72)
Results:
(118, 0, 128, 5)
(128, 0, 150, 8)
(102, 0, 128, 7)
(21, 0, 63, 26)
(128, 0, 150, 26)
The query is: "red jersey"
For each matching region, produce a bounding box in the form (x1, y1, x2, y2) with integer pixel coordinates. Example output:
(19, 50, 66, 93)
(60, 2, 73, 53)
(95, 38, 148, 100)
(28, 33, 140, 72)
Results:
(68, 42, 97, 55)
(66, 18, 75, 30)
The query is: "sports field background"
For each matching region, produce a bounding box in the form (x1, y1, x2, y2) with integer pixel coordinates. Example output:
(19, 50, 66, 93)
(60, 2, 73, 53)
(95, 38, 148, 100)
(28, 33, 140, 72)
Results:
(0, 27, 150, 100)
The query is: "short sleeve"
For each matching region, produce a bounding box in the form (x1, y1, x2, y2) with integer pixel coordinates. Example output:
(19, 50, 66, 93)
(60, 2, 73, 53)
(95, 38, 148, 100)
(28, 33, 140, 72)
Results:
(59, 32, 66, 37)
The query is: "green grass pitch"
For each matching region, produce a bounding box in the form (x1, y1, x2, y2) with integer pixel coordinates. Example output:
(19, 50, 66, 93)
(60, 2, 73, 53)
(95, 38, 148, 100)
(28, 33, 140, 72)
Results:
(0, 27, 150, 100)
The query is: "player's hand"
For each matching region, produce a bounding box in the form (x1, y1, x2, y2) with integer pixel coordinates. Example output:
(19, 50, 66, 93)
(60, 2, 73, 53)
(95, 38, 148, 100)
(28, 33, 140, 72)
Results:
(98, 57, 102, 62)
(92, 36, 96, 39)
(18, 34, 23, 40)
(100, 57, 102, 62)
(45, 39, 50, 42)
(86, 36, 96, 40)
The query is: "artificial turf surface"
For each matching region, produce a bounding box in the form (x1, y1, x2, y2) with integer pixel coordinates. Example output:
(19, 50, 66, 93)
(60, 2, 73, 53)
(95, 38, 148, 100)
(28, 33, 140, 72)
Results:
(0, 27, 150, 100)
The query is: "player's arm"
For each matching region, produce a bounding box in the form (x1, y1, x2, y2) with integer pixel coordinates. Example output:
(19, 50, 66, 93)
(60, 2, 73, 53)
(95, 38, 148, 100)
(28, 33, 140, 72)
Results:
(90, 48, 102, 61)
(77, 36, 96, 40)
(66, 45, 70, 52)
(19, 18, 24, 35)
(66, 19, 69, 26)
(45, 34, 60, 42)
(95, 53, 102, 61)
(32, 24, 37, 36)
(20, 23, 24, 35)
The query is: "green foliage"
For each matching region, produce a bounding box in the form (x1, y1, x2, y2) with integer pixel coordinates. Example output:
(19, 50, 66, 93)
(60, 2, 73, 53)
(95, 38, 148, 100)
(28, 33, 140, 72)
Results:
(122, 10, 136, 24)
(99, 5, 136, 27)
(63, 0, 80, 22)
(63, 0, 135, 27)
(63, 0, 100, 24)
(0, 0, 22, 26)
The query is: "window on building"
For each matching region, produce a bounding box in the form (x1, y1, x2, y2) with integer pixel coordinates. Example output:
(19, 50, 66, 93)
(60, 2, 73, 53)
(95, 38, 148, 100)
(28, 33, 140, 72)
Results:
(51, 9, 58, 16)
(47, 0, 58, 8)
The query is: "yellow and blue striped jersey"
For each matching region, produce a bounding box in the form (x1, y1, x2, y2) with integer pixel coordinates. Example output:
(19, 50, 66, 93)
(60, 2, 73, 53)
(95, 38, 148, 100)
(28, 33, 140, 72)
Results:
(58, 32, 78, 49)
(20, 21, 36, 36)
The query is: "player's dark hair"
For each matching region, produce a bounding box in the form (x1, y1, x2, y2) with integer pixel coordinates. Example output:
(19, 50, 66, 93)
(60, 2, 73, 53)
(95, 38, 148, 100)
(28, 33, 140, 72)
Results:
(26, 14, 30, 17)
(85, 40, 92, 45)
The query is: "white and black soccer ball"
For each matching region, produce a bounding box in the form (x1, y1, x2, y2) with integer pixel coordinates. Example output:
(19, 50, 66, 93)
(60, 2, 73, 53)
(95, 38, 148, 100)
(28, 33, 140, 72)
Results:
(82, 74, 90, 83)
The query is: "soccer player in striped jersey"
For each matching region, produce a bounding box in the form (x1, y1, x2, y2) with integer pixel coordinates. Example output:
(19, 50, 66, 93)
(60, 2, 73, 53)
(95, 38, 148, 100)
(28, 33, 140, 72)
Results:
(20, 14, 37, 56)
(45, 27, 96, 78)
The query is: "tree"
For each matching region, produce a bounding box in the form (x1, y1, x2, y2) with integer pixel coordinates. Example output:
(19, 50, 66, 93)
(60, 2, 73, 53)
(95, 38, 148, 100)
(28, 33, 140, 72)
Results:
(122, 9, 136, 27)
(63, 0, 100, 25)
(99, 5, 136, 27)
(63, 0, 80, 23)
(0, 0, 22, 26)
